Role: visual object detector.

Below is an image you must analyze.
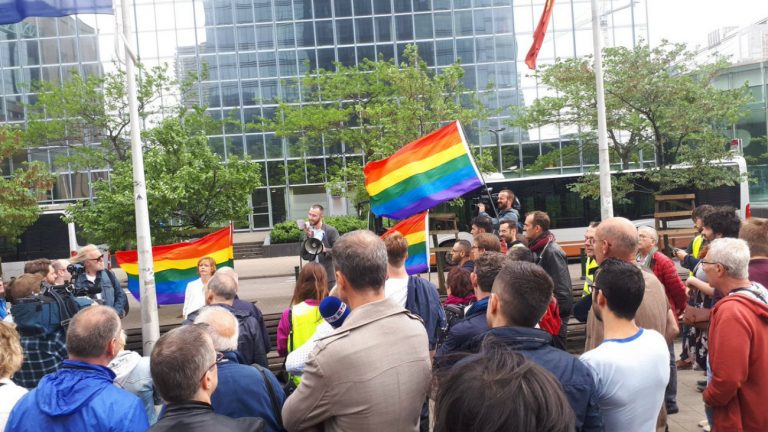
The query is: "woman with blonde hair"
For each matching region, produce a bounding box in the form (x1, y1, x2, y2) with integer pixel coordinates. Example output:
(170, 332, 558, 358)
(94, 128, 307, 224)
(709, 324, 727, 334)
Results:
(182, 256, 217, 319)
(0, 321, 28, 429)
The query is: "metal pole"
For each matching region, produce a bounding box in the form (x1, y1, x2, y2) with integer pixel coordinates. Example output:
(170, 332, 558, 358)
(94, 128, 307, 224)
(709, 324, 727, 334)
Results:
(120, 0, 160, 354)
(489, 127, 506, 173)
(591, 0, 613, 220)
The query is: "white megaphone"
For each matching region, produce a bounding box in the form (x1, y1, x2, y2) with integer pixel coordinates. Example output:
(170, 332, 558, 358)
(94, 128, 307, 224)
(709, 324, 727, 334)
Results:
(300, 237, 324, 262)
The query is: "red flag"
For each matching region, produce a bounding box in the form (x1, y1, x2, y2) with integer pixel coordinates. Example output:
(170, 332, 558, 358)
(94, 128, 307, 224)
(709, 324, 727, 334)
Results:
(525, 0, 556, 70)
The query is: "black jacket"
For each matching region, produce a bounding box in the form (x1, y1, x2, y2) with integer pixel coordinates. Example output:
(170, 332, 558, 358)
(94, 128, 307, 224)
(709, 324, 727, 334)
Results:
(150, 401, 265, 432)
(535, 239, 573, 318)
(474, 327, 603, 432)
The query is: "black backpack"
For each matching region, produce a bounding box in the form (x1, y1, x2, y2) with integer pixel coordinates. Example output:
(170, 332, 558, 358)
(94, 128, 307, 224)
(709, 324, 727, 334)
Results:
(437, 303, 466, 347)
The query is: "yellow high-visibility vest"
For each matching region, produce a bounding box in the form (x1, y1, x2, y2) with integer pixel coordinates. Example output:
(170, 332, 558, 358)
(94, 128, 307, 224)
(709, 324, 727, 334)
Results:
(289, 301, 323, 384)
(583, 256, 598, 296)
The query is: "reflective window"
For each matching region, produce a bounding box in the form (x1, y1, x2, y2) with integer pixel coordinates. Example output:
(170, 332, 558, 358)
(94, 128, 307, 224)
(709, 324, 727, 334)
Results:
(316, 20, 334, 46)
(434, 12, 452, 37)
(235, 0, 254, 23)
(260, 79, 279, 103)
(414, 14, 433, 39)
(454, 10, 473, 36)
(495, 35, 515, 61)
(293, 0, 312, 19)
(276, 23, 295, 48)
(278, 51, 298, 76)
(353, 0, 372, 15)
(296, 22, 315, 47)
(456, 38, 474, 64)
(334, 0, 352, 17)
(435, 39, 454, 65)
(221, 82, 241, 106)
(254, 0, 272, 22)
(494, 7, 513, 33)
(336, 19, 354, 45)
(395, 15, 413, 40)
(314, 0, 332, 18)
(394, 0, 411, 13)
(317, 47, 335, 70)
(373, 0, 390, 14)
(475, 37, 494, 62)
(476, 64, 495, 89)
(216, 27, 236, 51)
(258, 51, 277, 77)
(297, 49, 317, 73)
(414, 0, 431, 12)
(241, 80, 260, 104)
(338, 46, 355, 67)
(275, 0, 293, 21)
(355, 18, 374, 43)
(375, 16, 392, 42)
(376, 44, 395, 61)
(256, 24, 274, 49)
(474, 8, 493, 35)
(357, 44, 375, 62)
(237, 26, 256, 50)
(218, 54, 238, 80)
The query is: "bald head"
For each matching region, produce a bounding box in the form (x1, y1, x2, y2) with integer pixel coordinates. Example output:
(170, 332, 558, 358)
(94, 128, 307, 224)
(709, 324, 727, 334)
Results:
(594, 217, 638, 263)
(215, 267, 239, 287)
(194, 306, 239, 352)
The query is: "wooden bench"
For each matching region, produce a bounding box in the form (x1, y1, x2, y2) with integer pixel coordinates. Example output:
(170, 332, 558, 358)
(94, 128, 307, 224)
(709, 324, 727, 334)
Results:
(126, 280, 591, 371)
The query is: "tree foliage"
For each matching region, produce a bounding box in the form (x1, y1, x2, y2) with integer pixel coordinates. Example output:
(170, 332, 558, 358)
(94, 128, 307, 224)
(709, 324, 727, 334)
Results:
(513, 42, 752, 202)
(24, 64, 182, 169)
(0, 127, 54, 242)
(66, 108, 261, 249)
(258, 44, 494, 204)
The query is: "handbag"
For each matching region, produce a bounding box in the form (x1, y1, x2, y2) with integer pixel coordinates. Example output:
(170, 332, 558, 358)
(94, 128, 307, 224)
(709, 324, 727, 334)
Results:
(683, 306, 711, 329)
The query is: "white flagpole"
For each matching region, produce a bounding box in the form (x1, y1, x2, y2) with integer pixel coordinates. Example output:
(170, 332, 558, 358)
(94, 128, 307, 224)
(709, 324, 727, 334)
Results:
(591, 0, 614, 220)
(119, 0, 160, 353)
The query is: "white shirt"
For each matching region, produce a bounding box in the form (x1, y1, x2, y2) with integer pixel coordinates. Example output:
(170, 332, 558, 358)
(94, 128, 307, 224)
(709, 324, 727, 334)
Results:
(384, 278, 409, 308)
(285, 322, 334, 375)
(182, 278, 205, 319)
(580, 328, 670, 432)
(0, 377, 28, 430)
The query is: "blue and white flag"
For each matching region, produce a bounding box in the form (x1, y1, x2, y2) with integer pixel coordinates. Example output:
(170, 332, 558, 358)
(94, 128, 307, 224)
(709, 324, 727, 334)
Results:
(0, 0, 112, 25)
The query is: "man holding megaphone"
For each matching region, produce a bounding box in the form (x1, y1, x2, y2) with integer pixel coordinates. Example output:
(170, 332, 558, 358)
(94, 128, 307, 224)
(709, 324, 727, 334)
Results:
(299, 204, 339, 290)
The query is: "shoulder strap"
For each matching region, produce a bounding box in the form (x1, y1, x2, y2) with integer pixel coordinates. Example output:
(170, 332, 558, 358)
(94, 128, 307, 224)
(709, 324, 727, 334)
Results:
(254, 364, 285, 431)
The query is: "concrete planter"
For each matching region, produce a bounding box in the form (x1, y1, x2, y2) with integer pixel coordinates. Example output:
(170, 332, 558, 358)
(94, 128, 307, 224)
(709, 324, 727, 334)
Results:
(262, 242, 301, 258)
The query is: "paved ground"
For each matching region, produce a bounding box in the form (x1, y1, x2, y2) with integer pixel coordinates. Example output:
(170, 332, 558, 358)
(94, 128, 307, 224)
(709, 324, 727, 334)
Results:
(119, 256, 709, 431)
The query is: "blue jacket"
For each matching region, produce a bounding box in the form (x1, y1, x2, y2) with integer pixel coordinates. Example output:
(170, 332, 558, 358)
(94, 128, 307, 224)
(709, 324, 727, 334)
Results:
(211, 351, 285, 432)
(5, 360, 149, 432)
(478, 327, 603, 432)
(73, 270, 128, 317)
(405, 276, 447, 350)
(435, 296, 490, 361)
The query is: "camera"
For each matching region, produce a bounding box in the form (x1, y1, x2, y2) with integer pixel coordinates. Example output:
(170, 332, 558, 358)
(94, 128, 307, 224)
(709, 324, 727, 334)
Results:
(67, 263, 85, 279)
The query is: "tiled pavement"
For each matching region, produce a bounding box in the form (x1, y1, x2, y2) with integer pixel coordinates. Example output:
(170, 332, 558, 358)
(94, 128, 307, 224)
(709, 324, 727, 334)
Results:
(668, 341, 708, 432)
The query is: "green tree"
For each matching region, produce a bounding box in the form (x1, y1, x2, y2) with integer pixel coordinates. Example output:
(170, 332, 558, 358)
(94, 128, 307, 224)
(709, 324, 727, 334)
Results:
(24, 64, 182, 170)
(0, 127, 54, 242)
(258, 44, 493, 205)
(514, 42, 751, 202)
(67, 108, 261, 248)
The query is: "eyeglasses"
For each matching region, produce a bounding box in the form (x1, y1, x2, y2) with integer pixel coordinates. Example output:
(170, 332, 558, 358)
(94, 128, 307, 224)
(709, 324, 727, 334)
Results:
(200, 352, 225, 382)
(88, 255, 104, 262)
(584, 237, 595, 245)
(700, 260, 728, 271)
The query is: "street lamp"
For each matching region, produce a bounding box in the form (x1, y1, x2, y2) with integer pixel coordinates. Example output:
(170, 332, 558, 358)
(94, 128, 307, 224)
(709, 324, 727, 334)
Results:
(489, 127, 506, 173)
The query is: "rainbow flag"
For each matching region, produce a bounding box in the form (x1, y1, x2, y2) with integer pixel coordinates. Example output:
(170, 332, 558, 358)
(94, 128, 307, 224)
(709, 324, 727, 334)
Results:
(381, 212, 429, 275)
(115, 226, 234, 305)
(364, 121, 483, 219)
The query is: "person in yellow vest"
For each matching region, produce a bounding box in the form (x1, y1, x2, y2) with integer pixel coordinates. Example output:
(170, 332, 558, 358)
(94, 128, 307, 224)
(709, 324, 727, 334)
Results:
(674, 205, 714, 274)
(583, 221, 601, 297)
(673, 204, 713, 371)
(277, 262, 328, 384)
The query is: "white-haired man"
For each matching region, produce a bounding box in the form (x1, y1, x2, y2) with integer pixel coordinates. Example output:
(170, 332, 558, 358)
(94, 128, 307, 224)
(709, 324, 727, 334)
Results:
(195, 306, 285, 431)
(702, 238, 768, 432)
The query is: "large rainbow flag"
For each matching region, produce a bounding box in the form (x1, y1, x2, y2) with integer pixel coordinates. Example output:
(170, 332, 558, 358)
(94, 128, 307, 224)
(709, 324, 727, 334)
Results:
(364, 121, 483, 220)
(381, 212, 429, 275)
(115, 226, 234, 305)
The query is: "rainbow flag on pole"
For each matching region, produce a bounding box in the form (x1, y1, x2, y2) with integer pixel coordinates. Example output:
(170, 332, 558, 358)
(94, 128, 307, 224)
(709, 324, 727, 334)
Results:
(381, 212, 429, 275)
(364, 121, 483, 220)
(115, 226, 234, 305)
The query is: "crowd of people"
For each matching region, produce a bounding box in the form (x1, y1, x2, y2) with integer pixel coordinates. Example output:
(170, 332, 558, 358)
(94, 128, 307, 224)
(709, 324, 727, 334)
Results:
(1, 197, 767, 432)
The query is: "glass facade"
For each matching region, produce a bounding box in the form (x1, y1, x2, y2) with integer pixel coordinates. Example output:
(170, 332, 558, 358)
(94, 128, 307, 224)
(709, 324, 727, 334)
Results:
(0, 0, 649, 229)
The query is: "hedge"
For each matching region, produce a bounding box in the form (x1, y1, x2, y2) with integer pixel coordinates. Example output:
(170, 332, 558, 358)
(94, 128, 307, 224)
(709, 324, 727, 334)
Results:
(269, 215, 368, 244)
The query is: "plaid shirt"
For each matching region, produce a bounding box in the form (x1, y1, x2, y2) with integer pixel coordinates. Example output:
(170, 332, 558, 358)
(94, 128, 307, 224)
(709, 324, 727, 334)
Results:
(13, 330, 67, 389)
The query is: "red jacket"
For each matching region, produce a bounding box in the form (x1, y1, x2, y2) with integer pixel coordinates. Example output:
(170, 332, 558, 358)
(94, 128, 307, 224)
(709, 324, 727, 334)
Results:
(650, 251, 687, 315)
(703, 293, 768, 432)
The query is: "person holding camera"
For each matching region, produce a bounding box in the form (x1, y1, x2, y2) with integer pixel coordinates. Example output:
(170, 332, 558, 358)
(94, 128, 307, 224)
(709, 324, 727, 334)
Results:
(476, 189, 520, 233)
(71, 244, 128, 318)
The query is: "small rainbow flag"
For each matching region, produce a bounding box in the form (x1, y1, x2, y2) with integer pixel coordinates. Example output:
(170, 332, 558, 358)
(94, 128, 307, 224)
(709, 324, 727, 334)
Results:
(381, 212, 429, 275)
(364, 121, 483, 220)
(115, 226, 234, 305)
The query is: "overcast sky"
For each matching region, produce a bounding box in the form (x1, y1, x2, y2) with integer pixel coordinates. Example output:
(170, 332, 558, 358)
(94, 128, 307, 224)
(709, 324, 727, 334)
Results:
(646, 0, 768, 49)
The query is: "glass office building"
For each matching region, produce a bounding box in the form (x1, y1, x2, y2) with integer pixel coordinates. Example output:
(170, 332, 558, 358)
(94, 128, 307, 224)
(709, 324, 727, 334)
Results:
(0, 0, 649, 230)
